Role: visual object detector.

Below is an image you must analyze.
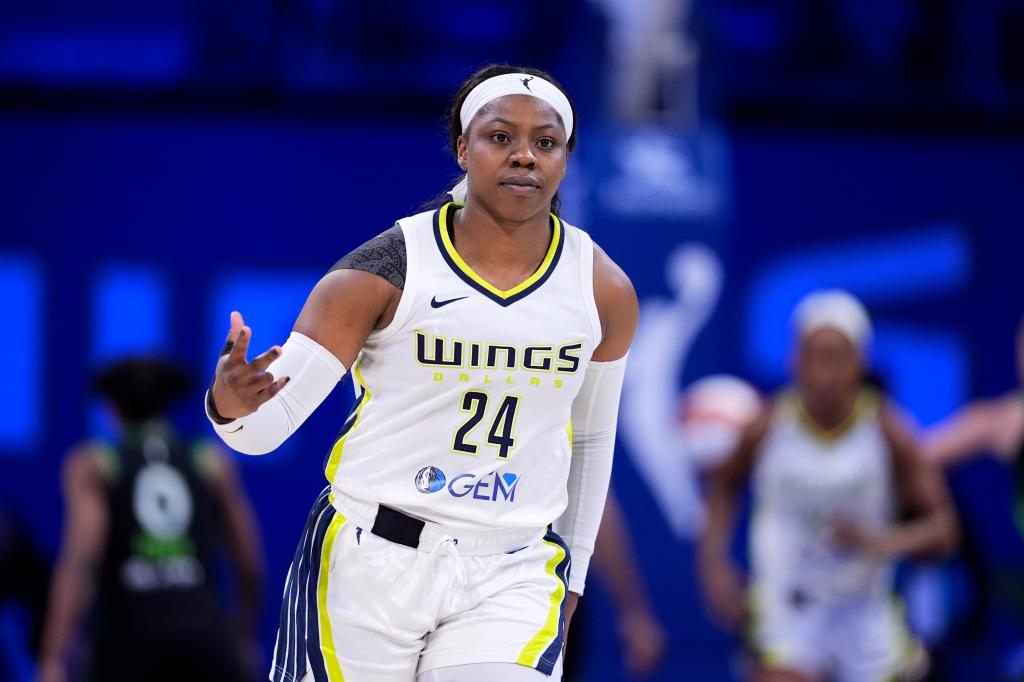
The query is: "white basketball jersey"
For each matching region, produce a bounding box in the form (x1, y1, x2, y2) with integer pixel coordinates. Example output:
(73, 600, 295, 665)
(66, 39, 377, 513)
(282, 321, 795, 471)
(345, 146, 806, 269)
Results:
(324, 203, 602, 530)
(751, 389, 896, 601)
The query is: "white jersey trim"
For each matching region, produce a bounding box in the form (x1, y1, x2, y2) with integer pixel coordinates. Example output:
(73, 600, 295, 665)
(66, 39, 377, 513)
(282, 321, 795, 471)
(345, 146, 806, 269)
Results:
(577, 230, 602, 349)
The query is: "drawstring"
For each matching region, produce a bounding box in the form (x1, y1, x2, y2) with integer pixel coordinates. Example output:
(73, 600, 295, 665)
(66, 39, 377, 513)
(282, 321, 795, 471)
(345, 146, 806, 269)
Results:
(432, 535, 467, 585)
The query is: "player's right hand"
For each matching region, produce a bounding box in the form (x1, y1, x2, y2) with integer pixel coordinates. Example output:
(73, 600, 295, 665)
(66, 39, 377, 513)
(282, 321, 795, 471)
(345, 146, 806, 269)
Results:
(698, 556, 746, 632)
(210, 311, 289, 420)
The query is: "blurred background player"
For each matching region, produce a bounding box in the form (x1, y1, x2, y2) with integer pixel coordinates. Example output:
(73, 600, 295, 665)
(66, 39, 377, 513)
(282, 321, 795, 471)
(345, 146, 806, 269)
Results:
(923, 316, 1024, 675)
(37, 358, 264, 682)
(698, 290, 959, 682)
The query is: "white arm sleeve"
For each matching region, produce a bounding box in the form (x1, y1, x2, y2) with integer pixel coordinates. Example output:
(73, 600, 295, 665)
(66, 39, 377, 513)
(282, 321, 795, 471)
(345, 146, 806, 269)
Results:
(205, 332, 347, 455)
(553, 353, 628, 594)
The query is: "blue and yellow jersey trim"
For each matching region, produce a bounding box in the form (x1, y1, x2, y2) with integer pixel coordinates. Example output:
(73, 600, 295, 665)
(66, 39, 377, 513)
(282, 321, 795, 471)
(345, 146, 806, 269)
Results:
(517, 529, 571, 675)
(782, 386, 879, 444)
(316, 509, 347, 681)
(323, 360, 370, 483)
(433, 202, 565, 307)
(272, 487, 347, 682)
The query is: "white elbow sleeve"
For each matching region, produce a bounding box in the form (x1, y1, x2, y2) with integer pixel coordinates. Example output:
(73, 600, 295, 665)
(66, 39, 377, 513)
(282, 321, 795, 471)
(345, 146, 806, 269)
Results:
(554, 353, 628, 594)
(206, 332, 347, 455)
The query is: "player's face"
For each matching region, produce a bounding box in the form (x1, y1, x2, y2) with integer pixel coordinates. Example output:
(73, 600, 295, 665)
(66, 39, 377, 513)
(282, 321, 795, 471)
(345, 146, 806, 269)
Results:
(457, 95, 568, 221)
(796, 327, 862, 408)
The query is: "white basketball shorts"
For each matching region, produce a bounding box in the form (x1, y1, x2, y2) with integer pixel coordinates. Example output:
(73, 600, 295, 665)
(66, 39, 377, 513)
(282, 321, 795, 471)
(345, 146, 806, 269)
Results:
(270, 486, 570, 682)
(749, 583, 916, 682)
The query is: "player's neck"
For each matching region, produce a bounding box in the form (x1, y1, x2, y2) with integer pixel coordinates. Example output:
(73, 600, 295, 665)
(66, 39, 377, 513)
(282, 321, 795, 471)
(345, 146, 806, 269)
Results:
(800, 393, 858, 433)
(452, 202, 552, 274)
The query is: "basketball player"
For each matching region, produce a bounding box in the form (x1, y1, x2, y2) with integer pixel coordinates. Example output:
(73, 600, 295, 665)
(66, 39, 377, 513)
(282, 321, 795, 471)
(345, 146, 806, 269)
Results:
(205, 65, 638, 681)
(38, 358, 264, 682)
(698, 291, 958, 682)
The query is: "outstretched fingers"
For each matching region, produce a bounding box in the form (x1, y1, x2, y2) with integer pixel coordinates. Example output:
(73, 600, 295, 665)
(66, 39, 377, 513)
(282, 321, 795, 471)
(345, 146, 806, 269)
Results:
(257, 375, 290, 401)
(249, 345, 282, 372)
(228, 311, 244, 339)
(246, 371, 277, 392)
(227, 326, 252, 366)
(212, 311, 291, 419)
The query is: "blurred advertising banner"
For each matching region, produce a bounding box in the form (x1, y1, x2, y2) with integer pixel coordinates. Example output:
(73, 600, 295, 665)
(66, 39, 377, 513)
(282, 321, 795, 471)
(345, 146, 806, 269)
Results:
(577, 125, 736, 540)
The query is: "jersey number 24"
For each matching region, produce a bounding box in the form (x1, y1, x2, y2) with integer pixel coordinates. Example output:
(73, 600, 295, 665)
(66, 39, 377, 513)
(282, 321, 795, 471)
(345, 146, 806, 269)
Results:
(452, 391, 521, 460)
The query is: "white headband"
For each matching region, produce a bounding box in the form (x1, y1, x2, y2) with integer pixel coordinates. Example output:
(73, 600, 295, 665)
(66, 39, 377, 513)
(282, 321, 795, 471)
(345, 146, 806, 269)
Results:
(792, 289, 873, 355)
(460, 72, 574, 140)
(451, 73, 574, 203)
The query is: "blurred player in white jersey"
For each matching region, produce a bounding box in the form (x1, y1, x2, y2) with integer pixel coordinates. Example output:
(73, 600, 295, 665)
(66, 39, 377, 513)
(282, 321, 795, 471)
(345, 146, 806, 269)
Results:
(698, 290, 958, 682)
(204, 64, 638, 681)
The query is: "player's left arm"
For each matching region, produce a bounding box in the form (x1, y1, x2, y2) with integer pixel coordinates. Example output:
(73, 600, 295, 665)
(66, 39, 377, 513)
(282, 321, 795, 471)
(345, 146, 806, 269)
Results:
(838, 402, 960, 559)
(923, 395, 1024, 465)
(555, 244, 638, 635)
(38, 444, 110, 682)
(592, 491, 667, 676)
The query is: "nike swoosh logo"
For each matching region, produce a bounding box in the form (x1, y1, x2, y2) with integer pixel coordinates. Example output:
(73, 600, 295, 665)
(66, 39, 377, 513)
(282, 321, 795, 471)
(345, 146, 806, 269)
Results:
(431, 295, 468, 308)
(226, 423, 244, 433)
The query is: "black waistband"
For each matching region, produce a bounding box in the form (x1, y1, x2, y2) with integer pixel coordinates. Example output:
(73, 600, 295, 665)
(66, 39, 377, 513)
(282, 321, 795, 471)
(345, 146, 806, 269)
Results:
(370, 505, 425, 549)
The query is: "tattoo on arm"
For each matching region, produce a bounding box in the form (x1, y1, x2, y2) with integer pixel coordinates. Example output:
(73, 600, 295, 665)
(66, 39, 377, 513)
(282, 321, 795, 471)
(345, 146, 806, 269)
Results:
(330, 224, 406, 290)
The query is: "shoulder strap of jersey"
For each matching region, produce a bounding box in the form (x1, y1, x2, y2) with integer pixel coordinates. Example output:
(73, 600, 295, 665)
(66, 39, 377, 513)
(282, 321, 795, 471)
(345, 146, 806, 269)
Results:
(574, 226, 605, 349)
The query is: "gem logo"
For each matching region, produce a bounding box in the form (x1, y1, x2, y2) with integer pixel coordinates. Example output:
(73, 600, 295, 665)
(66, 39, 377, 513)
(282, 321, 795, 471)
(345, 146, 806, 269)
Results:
(447, 471, 519, 502)
(415, 466, 447, 494)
